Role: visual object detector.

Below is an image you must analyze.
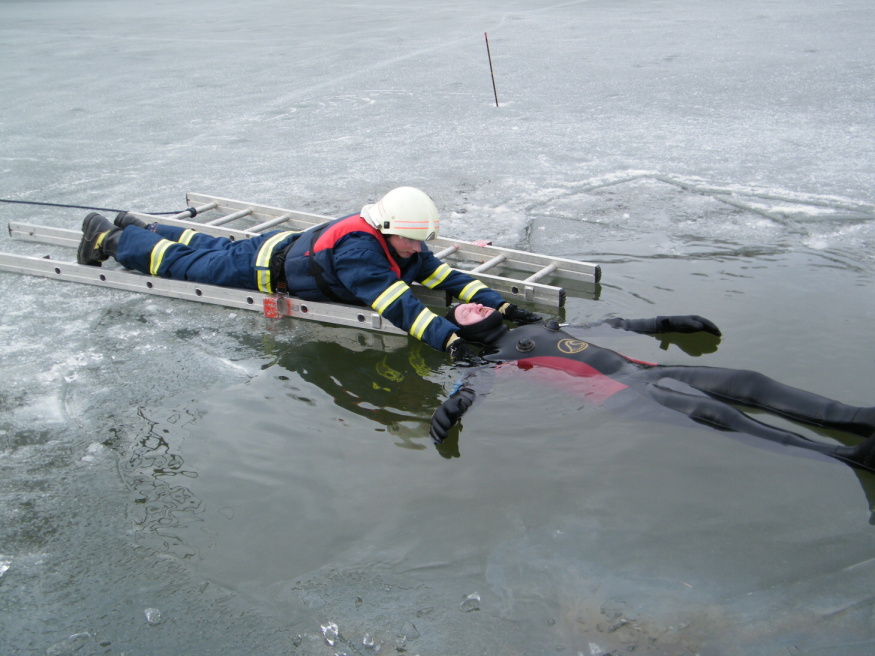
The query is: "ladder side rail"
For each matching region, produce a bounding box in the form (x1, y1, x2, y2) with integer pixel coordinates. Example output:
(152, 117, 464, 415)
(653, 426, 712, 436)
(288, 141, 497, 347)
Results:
(0, 253, 448, 325)
(130, 212, 320, 237)
(124, 215, 261, 239)
(0, 253, 416, 336)
(434, 239, 600, 283)
(8, 223, 81, 248)
(472, 271, 566, 307)
(186, 193, 333, 227)
(273, 296, 407, 334)
(0, 253, 262, 311)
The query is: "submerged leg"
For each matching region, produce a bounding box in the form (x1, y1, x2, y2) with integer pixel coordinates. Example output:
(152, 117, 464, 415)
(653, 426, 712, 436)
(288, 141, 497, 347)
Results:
(646, 366, 875, 438)
(645, 379, 875, 474)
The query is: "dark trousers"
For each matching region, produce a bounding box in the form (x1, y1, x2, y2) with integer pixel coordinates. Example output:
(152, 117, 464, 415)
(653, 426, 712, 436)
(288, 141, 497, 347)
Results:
(115, 225, 298, 291)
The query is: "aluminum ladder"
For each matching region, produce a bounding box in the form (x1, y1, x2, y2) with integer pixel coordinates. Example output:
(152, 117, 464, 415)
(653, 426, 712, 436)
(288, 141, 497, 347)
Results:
(2, 193, 601, 336)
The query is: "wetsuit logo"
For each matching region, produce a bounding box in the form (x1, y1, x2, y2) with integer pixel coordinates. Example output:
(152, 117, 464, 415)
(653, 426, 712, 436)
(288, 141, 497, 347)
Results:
(557, 338, 589, 354)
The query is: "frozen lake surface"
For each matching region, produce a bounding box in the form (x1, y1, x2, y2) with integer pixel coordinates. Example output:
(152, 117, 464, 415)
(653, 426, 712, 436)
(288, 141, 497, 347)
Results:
(2, 1, 874, 655)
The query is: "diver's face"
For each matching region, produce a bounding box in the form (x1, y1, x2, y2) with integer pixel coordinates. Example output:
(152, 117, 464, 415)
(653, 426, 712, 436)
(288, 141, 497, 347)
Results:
(454, 303, 496, 326)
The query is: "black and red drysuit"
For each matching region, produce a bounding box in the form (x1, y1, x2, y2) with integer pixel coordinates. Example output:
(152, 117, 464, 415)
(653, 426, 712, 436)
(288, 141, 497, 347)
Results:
(430, 314, 875, 473)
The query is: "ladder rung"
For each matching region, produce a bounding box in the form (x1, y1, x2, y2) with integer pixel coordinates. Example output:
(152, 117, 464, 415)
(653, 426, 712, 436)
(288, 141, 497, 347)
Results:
(470, 253, 507, 273)
(524, 263, 557, 283)
(130, 202, 219, 224)
(433, 244, 460, 259)
(173, 202, 217, 220)
(249, 215, 292, 233)
(206, 208, 253, 225)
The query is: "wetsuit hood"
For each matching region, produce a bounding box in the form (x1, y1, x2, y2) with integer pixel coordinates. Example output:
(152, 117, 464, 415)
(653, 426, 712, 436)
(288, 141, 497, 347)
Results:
(445, 305, 509, 345)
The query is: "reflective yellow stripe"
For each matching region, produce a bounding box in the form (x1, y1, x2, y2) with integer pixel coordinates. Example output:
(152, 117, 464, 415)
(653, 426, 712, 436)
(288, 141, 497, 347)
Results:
(149, 239, 176, 276)
(458, 280, 488, 302)
(409, 308, 438, 340)
(376, 357, 404, 382)
(371, 280, 409, 314)
(421, 263, 452, 289)
(178, 229, 198, 245)
(255, 231, 296, 293)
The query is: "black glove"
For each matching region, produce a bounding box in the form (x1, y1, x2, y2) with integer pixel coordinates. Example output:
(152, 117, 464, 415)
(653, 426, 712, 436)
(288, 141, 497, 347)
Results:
(430, 388, 476, 444)
(446, 335, 485, 367)
(499, 302, 543, 325)
(608, 315, 721, 337)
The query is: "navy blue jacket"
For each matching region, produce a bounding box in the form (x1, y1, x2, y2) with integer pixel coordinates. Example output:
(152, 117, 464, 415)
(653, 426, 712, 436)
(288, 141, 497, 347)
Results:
(283, 214, 505, 351)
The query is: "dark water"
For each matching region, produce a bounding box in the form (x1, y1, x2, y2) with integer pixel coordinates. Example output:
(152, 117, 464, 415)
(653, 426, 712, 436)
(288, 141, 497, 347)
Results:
(77, 185, 875, 654)
(2, 196, 874, 655)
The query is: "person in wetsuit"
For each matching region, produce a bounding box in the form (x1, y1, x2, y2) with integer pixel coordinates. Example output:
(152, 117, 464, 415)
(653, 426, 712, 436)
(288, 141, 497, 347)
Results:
(74, 187, 542, 359)
(430, 303, 875, 473)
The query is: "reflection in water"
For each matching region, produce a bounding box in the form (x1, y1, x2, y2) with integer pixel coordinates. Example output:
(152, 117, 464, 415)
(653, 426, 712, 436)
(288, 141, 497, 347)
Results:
(118, 406, 203, 559)
(255, 325, 451, 451)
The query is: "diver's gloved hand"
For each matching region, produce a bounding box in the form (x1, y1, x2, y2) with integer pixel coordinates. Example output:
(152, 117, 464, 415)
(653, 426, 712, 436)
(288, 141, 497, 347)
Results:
(666, 315, 721, 336)
(499, 302, 543, 325)
(430, 388, 477, 444)
(608, 315, 721, 337)
(445, 334, 484, 367)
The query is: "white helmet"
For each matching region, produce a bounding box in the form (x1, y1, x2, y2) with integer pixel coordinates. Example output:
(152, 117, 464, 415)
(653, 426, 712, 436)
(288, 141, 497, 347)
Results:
(361, 186, 440, 241)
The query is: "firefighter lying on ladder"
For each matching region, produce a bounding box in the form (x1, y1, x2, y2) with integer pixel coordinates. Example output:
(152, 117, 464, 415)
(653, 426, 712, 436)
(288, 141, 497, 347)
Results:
(75, 186, 543, 360)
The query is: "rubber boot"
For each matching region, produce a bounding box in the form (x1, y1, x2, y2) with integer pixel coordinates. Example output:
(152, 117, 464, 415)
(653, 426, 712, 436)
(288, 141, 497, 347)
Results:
(77, 213, 120, 266)
(102, 227, 122, 258)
